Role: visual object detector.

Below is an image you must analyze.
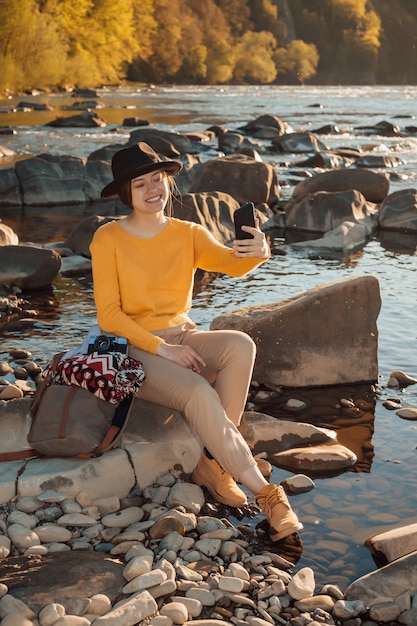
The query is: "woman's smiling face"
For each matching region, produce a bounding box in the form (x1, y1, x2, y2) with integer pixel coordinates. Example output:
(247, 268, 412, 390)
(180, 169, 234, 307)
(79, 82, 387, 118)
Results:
(130, 169, 170, 215)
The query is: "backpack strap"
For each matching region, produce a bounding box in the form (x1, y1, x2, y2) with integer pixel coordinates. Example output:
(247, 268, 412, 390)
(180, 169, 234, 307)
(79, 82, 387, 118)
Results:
(0, 449, 40, 462)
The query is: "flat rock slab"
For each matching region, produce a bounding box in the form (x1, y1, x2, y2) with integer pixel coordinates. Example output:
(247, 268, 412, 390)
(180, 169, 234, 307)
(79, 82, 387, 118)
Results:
(0, 551, 124, 613)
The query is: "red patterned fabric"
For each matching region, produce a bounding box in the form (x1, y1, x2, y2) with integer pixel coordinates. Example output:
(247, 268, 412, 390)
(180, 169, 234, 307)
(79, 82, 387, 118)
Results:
(43, 351, 145, 404)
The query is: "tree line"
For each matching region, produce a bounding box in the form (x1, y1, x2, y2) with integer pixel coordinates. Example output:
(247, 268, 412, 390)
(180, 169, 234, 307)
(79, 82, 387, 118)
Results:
(1, 0, 416, 94)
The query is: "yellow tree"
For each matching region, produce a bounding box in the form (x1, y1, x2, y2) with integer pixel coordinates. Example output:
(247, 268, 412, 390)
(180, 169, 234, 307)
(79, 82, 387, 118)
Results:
(233, 31, 277, 83)
(274, 40, 319, 84)
(129, 0, 199, 82)
(182, 0, 234, 84)
(214, 0, 253, 36)
(0, 0, 67, 92)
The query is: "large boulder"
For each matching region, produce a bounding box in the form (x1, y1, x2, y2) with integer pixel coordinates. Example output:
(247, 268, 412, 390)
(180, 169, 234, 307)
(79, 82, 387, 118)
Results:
(0, 245, 62, 289)
(271, 443, 357, 475)
(217, 131, 263, 155)
(64, 216, 117, 257)
(239, 114, 291, 136)
(83, 158, 113, 202)
(292, 168, 390, 204)
(0, 167, 22, 206)
(15, 154, 86, 206)
(286, 220, 374, 255)
(172, 191, 239, 242)
(345, 551, 417, 608)
(377, 188, 417, 233)
(271, 131, 327, 153)
(129, 128, 199, 155)
(239, 411, 336, 454)
(365, 523, 417, 564)
(211, 275, 381, 388)
(284, 189, 373, 233)
(189, 154, 280, 208)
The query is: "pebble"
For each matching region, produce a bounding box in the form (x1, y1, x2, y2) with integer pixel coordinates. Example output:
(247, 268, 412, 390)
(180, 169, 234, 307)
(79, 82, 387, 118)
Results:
(389, 370, 417, 386)
(101, 506, 144, 528)
(396, 407, 417, 420)
(160, 601, 188, 624)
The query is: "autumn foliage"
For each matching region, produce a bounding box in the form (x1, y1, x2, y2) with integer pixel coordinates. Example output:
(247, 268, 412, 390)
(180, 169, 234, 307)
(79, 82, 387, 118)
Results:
(0, 0, 415, 93)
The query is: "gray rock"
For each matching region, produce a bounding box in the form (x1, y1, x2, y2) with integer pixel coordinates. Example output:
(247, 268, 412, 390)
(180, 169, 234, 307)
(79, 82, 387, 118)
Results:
(15, 154, 86, 206)
(365, 523, 417, 563)
(189, 154, 280, 208)
(272, 443, 357, 474)
(378, 188, 417, 233)
(211, 274, 381, 388)
(292, 168, 390, 204)
(0, 245, 61, 289)
(239, 410, 336, 454)
(345, 551, 417, 607)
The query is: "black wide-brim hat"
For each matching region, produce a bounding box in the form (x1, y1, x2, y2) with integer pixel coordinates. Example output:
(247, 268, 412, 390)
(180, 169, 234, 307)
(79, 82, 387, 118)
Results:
(101, 141, 182, 198)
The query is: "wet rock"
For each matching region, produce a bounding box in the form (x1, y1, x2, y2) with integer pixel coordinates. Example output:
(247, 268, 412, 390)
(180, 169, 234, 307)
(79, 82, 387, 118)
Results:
(378, 189, 417, 233)
(388, 369, 417, 386)
(272, 443, 357, 475)
(15, 154, 87, 205)
(345, 551, 417, 608)
(46, 111, 108, 127)
(239, 410, 336, 455)
(284, 189, 374, 233)
(188, 154, 280, 208)
(271, 131, 327, 153)
(0, 245, 61, 289)
(396, 407, 417, 420)
(291, 168, 389, 203)
(129, 127, 198, 155)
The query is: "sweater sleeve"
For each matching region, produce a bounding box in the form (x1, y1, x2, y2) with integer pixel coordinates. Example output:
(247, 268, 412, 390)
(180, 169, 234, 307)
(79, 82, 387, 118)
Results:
(192, 223, 269, 276)
(90, 226, 164, 354)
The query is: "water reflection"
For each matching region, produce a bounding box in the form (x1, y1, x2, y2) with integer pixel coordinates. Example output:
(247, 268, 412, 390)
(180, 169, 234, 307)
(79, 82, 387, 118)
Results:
(258, 383, 376, 475)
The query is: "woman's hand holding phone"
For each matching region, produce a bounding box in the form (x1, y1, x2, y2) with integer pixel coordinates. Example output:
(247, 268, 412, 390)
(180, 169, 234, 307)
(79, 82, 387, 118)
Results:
(233, 202, 269, 259)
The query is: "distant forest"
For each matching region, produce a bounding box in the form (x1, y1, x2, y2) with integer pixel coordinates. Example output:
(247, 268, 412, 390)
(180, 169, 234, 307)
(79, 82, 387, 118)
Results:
(1, 0, 416, 93)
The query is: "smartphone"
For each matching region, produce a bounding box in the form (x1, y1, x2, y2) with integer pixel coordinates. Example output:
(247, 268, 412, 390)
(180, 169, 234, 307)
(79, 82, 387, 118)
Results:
(233, 202, 256, 240)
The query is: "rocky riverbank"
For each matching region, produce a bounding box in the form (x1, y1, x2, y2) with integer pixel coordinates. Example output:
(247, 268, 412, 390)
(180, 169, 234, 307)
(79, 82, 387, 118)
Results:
(1, 345, 417, 625)
(1, 472, 417, 626)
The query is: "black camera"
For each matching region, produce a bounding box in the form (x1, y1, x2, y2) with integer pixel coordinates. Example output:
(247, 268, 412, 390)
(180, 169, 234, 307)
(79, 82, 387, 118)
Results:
(87, 335, 128, 355)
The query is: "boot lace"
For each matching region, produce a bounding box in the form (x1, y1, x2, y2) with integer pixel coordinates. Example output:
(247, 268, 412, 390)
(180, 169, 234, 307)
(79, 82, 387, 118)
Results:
(257, 485, 285, 515)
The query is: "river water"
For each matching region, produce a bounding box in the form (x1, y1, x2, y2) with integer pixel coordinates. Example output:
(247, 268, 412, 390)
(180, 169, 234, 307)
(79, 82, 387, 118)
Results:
(1, 85, 417, 588)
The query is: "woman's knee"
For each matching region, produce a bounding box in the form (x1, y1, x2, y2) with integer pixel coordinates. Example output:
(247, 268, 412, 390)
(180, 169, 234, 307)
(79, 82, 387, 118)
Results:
(222, 330, 256, 365)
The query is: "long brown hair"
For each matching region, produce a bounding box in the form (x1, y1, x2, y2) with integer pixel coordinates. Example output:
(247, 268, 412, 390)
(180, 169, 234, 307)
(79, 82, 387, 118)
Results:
(118, 171, 178, 217)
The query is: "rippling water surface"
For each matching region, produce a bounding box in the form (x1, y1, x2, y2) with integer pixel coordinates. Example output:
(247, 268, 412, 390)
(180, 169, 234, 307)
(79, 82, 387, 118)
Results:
(1, 85, 417, 587)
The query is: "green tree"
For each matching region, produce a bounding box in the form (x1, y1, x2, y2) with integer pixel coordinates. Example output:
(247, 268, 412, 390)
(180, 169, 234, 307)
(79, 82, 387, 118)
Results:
(233, 31, 277, 83)
(274, 40, 319, 84)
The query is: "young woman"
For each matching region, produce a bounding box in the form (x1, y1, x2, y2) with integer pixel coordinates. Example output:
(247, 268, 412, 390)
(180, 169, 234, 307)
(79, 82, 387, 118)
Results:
(91, 142, 302, 541)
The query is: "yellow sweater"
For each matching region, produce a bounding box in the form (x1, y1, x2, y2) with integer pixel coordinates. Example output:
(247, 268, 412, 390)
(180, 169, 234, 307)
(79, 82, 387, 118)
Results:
(90, 218, 268, 354)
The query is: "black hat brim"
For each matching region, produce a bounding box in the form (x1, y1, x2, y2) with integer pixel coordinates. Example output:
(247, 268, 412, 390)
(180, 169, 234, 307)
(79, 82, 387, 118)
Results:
(101, 160, 182, 198)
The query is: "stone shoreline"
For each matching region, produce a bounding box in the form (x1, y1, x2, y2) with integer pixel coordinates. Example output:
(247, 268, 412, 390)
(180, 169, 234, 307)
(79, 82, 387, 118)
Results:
(0, 474, 375, 626)
(2, 348, 417, 624)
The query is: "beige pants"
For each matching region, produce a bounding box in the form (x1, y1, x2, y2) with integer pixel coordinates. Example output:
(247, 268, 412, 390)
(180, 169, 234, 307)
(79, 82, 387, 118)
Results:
(129, 325, 257, 480)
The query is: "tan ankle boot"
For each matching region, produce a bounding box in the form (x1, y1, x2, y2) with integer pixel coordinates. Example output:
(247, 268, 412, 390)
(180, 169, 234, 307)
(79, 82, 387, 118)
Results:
(192, 455, 248, 508)
(256, 483, 303, 541)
